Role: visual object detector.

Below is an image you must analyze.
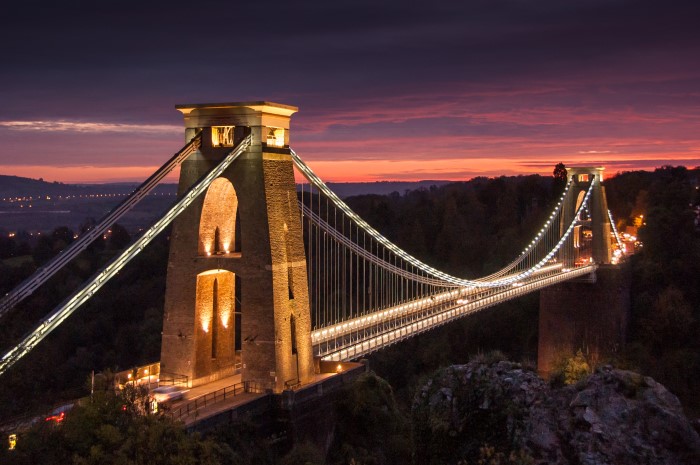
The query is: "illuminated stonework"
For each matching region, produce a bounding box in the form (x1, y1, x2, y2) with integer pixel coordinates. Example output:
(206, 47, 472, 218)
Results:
(194, 270, 235, 377)
(199, 178, 238, 255)
(212, 126, 235, 147)
(266, 127, 285, 147)
(161, 101, 313, 391)
(566, 167, 613, 264)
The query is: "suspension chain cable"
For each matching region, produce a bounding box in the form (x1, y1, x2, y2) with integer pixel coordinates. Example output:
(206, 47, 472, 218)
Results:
(0, 132, 203, 320)
(292, 149, 594, 288)
(0, 135, 252, 377)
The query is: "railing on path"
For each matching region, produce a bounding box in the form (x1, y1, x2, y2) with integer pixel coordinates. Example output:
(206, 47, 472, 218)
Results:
(158, 372, 189, 387)
(284, 378, 301, 390)
(168, 380, 264, 422)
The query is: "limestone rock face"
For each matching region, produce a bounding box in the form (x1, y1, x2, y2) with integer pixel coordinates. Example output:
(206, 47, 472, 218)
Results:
(412, 361, 700, 465)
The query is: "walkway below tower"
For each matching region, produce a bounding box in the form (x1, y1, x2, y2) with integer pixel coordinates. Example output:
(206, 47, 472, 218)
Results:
(165, 361, 366, 429)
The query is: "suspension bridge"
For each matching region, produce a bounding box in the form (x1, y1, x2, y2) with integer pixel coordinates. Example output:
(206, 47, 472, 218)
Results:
(0, 102, 626, 405)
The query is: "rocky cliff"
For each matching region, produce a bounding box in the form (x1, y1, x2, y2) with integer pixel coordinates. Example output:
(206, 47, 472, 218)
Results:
(412, 361, 700, 465)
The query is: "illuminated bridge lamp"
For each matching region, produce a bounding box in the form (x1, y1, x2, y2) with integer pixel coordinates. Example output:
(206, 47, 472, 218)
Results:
(211, 126, 234, 147)
(267, 127, 286, 147)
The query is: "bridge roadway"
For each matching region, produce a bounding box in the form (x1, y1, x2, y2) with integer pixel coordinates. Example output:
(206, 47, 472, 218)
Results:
(313, 264, 597, 361)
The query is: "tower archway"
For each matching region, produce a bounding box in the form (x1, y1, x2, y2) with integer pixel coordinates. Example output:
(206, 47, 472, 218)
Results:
(194, 269, 236, 379)
(199, 177, 238, 256)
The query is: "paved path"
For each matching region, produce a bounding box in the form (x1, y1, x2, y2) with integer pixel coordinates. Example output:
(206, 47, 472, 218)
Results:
(164, 372, 341, 427)
(163, 374, 249, 423)
(179, 392, 264, 426)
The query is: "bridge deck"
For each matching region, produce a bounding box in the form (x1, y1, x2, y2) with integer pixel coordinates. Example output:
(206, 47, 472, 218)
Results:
(314, 265, 597, 361)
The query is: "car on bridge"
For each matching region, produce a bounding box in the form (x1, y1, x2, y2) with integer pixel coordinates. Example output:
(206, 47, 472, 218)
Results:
(151, 385, 188, 404)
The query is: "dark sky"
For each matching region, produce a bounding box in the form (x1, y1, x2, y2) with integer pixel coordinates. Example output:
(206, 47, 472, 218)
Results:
(1, 0, 699, 182)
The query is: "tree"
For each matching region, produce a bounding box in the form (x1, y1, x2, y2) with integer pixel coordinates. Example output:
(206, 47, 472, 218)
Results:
(434, 195, 474, 275)
(563, 349, 592, 384)
(5, 385, 231, 465)
(329, 373, 411, 465)
(0, 236, 17, 259)
(552, 163, 567, 195)
(51, 226, 75, 252)
(32, 235, 54, 265)
(639, 166, 696, 267)
(280, 442, 325, 465)
(641, 286, 694, 354)
(107, 223, 131, 250)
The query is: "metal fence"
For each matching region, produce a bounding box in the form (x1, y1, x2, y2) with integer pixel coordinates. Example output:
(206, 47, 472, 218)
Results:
(168, 380, 264, 422)
(158, 371, 189, 387)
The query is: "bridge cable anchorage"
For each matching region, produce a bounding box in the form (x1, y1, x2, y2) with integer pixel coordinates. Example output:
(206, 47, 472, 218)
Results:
(292, 148, 594, 288)
(0, 131, 203, 321)
(0, 135, 252, 378)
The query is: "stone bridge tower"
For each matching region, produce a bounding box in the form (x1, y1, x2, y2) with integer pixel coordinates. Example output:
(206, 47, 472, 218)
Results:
(563, 167, 613, 265)
(539, 166, 629, 378)
(160, 102, 315, 391)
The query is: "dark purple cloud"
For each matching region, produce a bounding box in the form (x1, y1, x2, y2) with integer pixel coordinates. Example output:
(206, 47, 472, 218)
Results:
(1, 0, 699, 181)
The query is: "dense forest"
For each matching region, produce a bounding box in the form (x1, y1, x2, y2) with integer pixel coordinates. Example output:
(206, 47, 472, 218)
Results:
(0, 224, 167, 417)
(0, 165, 698, 464)
(362, 166, 700, 417)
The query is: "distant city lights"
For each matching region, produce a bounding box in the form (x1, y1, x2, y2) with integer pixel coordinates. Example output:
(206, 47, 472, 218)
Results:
(1, 192, 174, 203)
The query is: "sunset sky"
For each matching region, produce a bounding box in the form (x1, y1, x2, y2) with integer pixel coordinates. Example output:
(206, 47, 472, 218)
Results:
(1, 0, 699, 183)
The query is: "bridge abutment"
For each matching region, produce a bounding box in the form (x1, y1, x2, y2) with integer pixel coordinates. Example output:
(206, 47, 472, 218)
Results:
(537, 263, 630, 378)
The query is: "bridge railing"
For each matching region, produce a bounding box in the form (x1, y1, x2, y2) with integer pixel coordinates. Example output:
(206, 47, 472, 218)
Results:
(168, 380, 264, 423)
(284, 378, 301, 390)
(158, 372, 189, 388)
